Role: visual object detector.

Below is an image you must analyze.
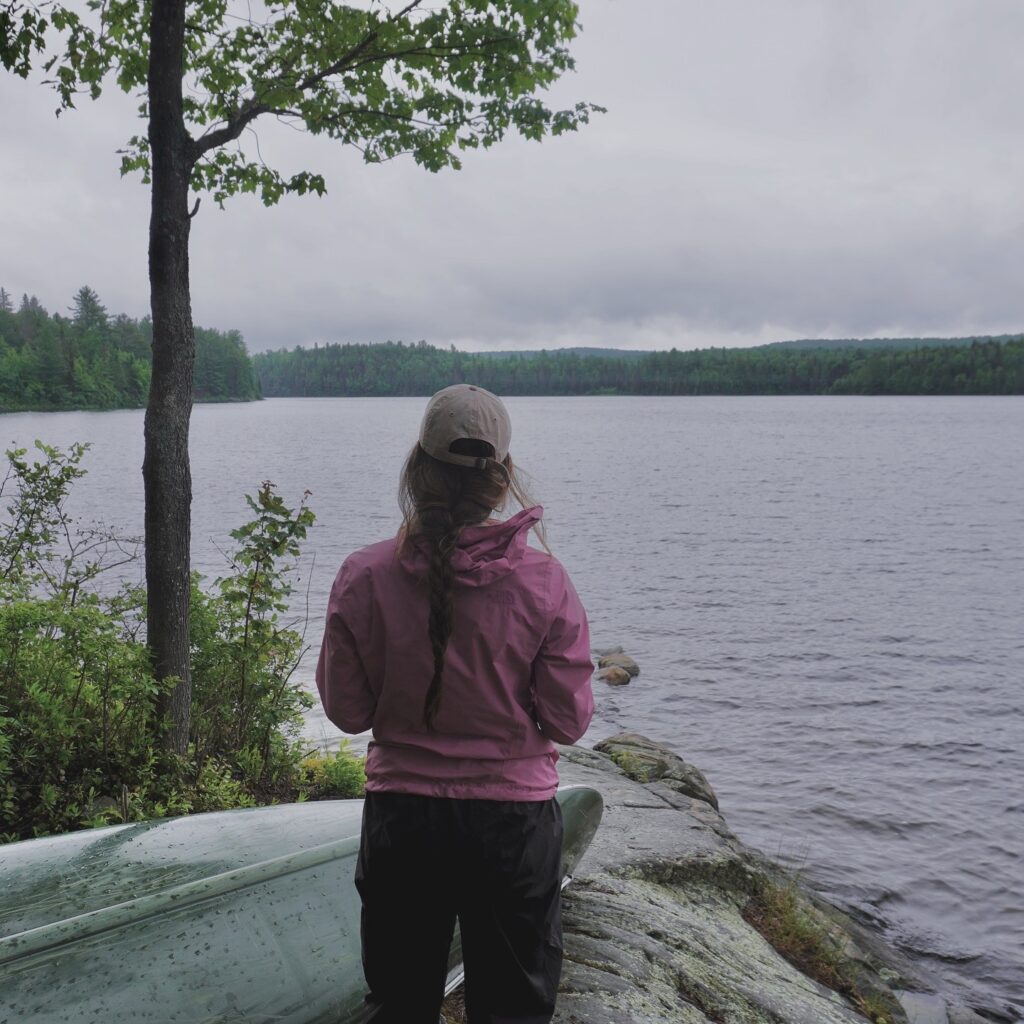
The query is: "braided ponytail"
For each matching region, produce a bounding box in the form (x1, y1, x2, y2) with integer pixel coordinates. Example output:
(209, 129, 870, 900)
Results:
(399, 440, 534, 729)
(422, 509, 458, 729)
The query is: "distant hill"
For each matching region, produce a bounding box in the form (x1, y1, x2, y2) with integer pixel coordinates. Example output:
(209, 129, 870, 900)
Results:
(476, 346, 648, 360)
(758, 335, 1015, 352)
(471, 335, 1019, 358)
(253, 336, 1024, 397)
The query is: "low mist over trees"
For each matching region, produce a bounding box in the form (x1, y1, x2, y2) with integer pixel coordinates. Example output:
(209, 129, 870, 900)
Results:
(0, 287, 260, 411)
(253, 336, 1024, 397)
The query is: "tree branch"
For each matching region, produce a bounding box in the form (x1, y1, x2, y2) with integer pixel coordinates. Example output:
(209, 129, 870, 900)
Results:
(294, 0, 427, 93)
(264, 103, 485, 134)
(190, 4, 427, 158)
(191, 6, 516, 163)
(340, 38, 517, 74)
(191, 97, 267, 158)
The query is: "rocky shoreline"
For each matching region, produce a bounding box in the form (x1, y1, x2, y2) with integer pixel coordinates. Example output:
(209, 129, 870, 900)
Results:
(543, 733, 999, 1024)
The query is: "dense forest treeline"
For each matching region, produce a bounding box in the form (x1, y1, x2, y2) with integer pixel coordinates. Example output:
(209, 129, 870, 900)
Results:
(0, 287, 260, 412)
(764, 334, 1024, 352)
(253, 336, 1024, 397)
(464, 335, 1007, 358)
(4, 288, 1022, 408)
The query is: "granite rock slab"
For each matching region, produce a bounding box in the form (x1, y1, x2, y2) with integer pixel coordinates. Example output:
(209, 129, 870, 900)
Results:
(553, 737, 992, 1024)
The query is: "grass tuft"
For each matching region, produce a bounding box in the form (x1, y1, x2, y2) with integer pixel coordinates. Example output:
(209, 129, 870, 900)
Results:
(744, 877, 844, 988)
(743, 876, 895, 1023)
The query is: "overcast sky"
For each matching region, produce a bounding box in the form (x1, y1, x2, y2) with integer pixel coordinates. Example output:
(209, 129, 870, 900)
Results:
(3, 0, 1024, 353)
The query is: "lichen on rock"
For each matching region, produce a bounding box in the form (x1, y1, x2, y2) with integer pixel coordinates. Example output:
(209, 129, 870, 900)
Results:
(594, 732, 720, 811)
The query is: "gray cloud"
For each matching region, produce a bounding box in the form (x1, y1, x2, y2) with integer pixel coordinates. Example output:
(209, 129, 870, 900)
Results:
(2, 0, 1024, 353)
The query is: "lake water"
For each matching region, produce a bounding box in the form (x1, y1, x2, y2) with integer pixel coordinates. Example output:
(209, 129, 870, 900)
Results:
(2, 396, 1022, 1018)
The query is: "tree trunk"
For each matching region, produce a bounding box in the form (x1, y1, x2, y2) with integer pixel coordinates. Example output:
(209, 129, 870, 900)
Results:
(146, 0, 195, 754)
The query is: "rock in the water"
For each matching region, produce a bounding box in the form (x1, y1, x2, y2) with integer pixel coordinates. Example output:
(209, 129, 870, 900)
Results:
(597, 651, 640, 677)
(594, 732, 719, 810)
(898, 990, 949, 1024)
(947, 1007, 999, 1024)
(597, 666, 631, 686)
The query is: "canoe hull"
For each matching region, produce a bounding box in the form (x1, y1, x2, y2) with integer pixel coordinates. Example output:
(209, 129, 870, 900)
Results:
(0, 786, 603, 1023)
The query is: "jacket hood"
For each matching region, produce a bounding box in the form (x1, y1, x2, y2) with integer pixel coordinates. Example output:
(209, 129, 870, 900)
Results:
(399, 505, 543, 588)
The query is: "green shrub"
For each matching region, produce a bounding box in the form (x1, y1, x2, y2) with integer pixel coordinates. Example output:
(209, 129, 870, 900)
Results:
(190, 757, 257, 813)
(0, 589, 165, 839)
(0, 442, 357, 844)
(189, 480, 317, 799)
(298, 743, 367, 800)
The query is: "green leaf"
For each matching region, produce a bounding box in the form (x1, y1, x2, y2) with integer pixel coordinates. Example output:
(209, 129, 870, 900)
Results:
(23, 1, 599, 203)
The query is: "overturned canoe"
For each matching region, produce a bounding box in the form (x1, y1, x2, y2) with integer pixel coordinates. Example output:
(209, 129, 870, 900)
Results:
(0, 786, 603, 1022)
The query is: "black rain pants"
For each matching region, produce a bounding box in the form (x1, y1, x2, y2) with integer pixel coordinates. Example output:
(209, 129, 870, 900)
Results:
(354, 791, 564, 1024)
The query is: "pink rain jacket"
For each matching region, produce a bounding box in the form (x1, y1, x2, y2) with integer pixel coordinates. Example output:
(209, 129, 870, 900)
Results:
(316, 506, 594, 801)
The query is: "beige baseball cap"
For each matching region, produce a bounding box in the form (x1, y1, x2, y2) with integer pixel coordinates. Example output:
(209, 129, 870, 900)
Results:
(418, 384, 512, 474)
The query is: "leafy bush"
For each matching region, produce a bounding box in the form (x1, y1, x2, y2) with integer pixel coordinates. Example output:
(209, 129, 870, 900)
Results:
(298, 743, 367, 801)
(0, 589, 165, 839)
(0, 442, 363, 843)
(190, 481, 317, 797)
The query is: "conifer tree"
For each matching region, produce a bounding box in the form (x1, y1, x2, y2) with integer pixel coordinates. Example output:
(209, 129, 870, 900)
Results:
(70, 285, 108, 333)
